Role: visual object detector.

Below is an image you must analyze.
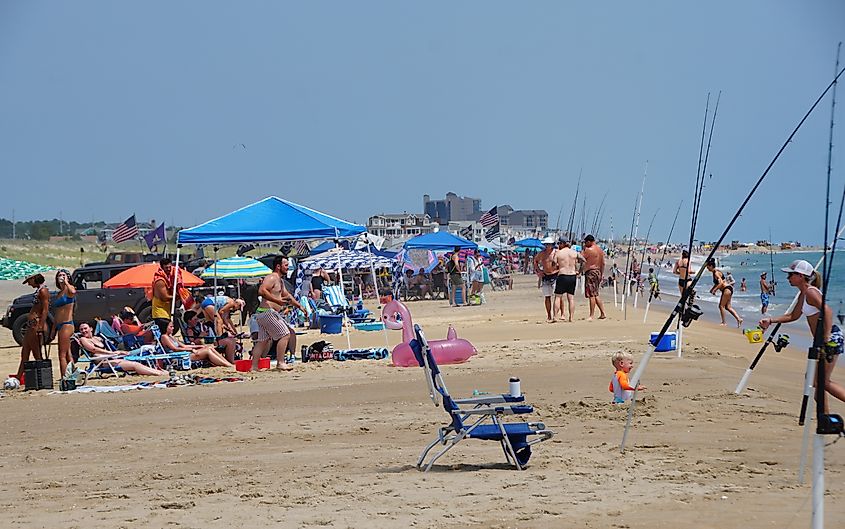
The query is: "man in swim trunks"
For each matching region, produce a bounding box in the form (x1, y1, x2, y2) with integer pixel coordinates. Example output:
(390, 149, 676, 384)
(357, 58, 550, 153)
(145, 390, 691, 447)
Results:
(533, 237, 559, 322)
(553, 239, 584, 322)
(760, 272, 772, 314)
(251, 256, 304, 372)
(582, 234, 607, 320)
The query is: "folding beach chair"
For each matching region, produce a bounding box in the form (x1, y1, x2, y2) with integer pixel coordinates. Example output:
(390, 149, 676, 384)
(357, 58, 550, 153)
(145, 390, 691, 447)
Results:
(412, 324, 553, 471)
(323, 284, 374, 323)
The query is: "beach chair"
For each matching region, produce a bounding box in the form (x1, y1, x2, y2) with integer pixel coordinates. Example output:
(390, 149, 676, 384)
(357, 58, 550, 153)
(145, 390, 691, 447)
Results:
(412, 324, 553, 471)
(323, 284, 374, 323)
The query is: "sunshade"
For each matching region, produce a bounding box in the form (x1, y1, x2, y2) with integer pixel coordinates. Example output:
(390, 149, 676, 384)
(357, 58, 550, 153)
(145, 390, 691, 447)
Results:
(299, 249, 393, 271)
(0, 258, 53, 281)
(104, 263, 204, 289)
(403, 231, 477, 250)
(177, 196, 366, 244)
(200, 256, 271, 279)
(513, 238, 544, 249)
(397, 249, 438, 273)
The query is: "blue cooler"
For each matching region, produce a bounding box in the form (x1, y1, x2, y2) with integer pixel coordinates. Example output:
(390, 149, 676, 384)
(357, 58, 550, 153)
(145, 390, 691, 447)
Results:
(320, 314, 344, 334)
(649, 332, 677, 352)
(453, 285, 464, 305)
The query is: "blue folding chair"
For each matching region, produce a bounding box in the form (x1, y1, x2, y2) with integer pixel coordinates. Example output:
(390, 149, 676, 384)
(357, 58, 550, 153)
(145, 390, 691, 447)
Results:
(412, 324, 553, 471)
(323, 284, 373, 323)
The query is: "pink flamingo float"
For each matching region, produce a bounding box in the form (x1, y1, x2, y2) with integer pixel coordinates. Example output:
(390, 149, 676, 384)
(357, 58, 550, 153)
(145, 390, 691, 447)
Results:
(381, 299, 477, 367)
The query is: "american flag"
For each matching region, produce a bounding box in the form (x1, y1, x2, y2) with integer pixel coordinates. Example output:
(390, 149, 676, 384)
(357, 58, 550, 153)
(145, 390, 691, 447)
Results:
(479, 206, 499, 228)
(459, 225, 473, 240)
(294, 240, 310, 256)
(112, 215, 139, 243)
(484, 224, 500, 241)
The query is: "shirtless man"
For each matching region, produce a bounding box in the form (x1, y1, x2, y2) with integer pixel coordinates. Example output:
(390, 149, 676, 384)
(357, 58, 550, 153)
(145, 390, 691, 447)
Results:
(759, 272, 773, 314)
(673, 250, 695, 296)
(251, 256, 304, 371)
(553, 240, 584, 322)
(582, 235, 607, 320)
(533, 237, 559, 322)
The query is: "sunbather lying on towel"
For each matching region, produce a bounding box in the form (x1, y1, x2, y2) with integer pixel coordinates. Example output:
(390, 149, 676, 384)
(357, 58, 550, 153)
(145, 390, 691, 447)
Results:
(159, 321, 235, 368)
(77, 323, 169, 377)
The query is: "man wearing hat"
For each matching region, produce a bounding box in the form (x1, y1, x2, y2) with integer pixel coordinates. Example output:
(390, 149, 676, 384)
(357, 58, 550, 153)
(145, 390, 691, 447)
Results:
(16, 273, 50, 381)
(533, 237, 559, 322)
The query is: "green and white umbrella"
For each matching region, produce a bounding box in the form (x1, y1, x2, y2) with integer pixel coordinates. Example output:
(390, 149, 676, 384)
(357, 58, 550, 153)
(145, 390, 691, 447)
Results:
(0, 258, 54, 281)
(201, 256, 271, 279)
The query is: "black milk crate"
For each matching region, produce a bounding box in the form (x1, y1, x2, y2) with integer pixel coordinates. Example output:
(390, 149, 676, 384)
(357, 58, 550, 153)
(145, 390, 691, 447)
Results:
(24, 359, 53, 391)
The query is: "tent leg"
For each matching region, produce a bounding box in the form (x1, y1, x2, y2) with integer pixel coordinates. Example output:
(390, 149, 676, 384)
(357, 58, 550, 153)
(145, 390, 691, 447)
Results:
(170, 245, 182, 324)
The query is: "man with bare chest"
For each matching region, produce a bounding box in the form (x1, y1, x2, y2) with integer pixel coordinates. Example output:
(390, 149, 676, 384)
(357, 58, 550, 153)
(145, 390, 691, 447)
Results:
(252, 256, 304, 372)
(554, 239, 584, 322)
(582, 235, 607, 320)
(533, 237, 559, 322)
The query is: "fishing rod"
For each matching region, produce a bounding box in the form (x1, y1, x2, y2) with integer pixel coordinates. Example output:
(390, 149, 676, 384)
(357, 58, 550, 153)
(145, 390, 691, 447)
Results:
(566, 170, 582, 240)
(625, 162, 648, 312)
(734, 229, 845, 395)
(691, 92, 722, 240)
(621, 64, 845, 453)
(634, 209, 659, 309)
(803, 43, 843, 529)
(769, 227, 777, 296)
(621, 193, 639, 317)
(644, 201, 683, 323)
(592, 192, 608, 235)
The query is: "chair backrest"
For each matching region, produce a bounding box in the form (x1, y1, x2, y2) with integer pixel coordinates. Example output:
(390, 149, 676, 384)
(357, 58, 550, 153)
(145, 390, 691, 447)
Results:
(95, 319, 122, 341)
(323, 284, 350, 308)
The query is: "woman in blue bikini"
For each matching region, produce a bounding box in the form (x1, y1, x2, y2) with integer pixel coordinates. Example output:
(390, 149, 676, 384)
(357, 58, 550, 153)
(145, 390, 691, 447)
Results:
(53, 269, 76, 377)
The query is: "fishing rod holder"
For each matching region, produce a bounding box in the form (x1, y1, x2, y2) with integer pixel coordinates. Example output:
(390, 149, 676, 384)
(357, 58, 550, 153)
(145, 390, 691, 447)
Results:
(772, 334, 790, 353)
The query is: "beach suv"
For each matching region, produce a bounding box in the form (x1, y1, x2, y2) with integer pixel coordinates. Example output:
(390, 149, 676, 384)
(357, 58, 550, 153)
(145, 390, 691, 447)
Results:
(2, 262, 152, 346)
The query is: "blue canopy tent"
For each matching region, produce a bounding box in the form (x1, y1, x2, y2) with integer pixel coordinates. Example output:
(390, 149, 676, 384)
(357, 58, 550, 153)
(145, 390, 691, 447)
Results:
(513, 238, 544, 250)
(403, 231, 478, 250)
(174, 197, 378, 349)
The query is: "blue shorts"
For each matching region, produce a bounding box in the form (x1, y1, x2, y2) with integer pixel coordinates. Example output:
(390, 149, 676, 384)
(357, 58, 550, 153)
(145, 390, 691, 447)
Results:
(760, 293, 770, 307)
(828, 325, 843, 356)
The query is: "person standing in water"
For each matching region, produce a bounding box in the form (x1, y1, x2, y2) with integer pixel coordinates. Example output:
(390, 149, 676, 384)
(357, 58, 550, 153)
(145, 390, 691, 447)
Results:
(759, 260, 845, 410)
(760, 272, 773, 314)
(706, 258, 743, 327)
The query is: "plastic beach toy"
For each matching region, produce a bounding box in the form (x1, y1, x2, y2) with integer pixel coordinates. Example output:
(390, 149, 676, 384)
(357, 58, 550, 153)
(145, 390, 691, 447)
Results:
(381, 300, 477, 367)
(744, 328, 764, 344)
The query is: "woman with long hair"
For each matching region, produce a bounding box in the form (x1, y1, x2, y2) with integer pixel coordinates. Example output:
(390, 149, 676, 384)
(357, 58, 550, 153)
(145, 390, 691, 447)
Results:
(159, 321, 234, 368)
(52, 269, 76, 377)
(706, 258, 743, 327)
(759, 260, 845, 409)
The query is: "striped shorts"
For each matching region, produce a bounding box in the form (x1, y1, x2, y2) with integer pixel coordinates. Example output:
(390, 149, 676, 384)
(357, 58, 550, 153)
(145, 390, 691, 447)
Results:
(255, 309, 292, 342)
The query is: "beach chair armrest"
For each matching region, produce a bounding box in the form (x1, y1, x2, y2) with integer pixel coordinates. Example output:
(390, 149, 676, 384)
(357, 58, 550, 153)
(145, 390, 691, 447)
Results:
(453, 394, 525, 405)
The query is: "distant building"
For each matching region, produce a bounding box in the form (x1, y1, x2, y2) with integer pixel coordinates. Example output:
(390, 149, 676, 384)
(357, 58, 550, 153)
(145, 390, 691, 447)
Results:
(366, 213, 437, 241)
(502, 209, 548, 231)
(423, 192, 482, 224)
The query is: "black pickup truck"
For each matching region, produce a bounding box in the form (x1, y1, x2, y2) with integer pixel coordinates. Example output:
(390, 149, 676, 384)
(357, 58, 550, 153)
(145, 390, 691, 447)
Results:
(2, 263, 153, 345)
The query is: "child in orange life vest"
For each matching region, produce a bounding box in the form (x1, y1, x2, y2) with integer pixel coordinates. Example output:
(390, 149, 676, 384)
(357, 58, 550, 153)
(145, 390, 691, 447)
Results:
(609, 352, 646, 403)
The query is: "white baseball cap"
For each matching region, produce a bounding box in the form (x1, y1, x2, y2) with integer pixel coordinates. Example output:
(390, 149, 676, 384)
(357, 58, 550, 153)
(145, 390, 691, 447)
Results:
(781, 259, 814, 277)
(541, 236, 555, 245)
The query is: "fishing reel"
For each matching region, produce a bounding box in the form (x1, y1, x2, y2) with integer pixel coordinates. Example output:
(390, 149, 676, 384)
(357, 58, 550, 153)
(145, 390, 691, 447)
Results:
(681, 303, 703, 328)
(817, 413, 844, 436)
(773, 334, 790, 352)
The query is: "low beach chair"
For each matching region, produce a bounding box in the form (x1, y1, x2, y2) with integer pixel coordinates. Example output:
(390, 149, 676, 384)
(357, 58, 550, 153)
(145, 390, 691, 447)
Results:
(323, 284, 373, 323)
(412, 324, 553, 471)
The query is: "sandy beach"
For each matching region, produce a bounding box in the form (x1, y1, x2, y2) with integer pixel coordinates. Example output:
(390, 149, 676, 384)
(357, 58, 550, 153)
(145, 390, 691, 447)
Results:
(0, 274, 842, 528)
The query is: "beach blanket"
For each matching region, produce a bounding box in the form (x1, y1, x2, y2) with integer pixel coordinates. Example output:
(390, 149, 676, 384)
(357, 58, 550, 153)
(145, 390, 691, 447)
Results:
(50, 377, 244, 394)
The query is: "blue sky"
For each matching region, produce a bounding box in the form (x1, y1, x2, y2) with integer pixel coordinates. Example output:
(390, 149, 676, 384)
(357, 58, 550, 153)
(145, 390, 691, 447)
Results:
(1, 1, 844, 243)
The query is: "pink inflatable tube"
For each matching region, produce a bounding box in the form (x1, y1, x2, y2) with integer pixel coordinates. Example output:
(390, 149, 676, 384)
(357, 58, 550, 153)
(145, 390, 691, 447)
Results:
(381, 300, 477, 367)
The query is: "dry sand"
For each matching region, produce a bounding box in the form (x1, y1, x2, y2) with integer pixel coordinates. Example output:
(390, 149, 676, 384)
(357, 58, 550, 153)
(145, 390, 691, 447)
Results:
(0, 274, 843, 528)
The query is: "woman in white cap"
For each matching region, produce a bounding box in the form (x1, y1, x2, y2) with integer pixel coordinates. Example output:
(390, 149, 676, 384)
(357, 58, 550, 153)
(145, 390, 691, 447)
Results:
(759, 259, 845, 408)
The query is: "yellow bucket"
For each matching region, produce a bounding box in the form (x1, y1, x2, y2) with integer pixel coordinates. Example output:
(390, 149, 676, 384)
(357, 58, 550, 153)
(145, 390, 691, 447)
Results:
(744, 328, 763, 344)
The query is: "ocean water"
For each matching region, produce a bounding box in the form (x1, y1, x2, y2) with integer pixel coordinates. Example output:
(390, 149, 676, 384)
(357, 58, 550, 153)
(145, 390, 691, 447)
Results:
(646, 250, 845, 322)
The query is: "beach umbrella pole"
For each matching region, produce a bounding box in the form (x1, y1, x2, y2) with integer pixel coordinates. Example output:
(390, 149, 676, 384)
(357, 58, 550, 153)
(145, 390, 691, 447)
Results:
(334, 230, 352, 350)
(213, 247, 218, 296)
(365, 241, 390, 351)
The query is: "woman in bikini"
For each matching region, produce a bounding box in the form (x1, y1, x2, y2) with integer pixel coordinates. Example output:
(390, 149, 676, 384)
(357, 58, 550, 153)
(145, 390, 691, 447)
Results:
(159, 321, 234, 368)
(706, 258, 742, 327)
(16, 273, 50, 380)
(673, 250, 695, 296)
(759, 260, 845, 409)
(53, 269, 77, 377)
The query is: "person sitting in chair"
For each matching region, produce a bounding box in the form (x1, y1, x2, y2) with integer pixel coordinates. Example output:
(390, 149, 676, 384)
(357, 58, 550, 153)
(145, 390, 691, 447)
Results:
(76, 322, 169, 377)
(159, 321, 234, 368)
(183, 310, 240, 363)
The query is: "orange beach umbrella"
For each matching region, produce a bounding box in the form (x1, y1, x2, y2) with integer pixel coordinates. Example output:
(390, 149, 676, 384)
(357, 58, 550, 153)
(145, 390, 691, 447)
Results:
(103, 263, 204, 289)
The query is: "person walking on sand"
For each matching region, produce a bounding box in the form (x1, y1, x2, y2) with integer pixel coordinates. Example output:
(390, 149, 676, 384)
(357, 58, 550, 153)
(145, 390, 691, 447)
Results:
(16, 273, 50, 381)
(760, 272, 773, 314)
(251, 256, 304, 372)
(553, 239, 584, 322)
(447, 247, 464, 307)
(706, 258, 743, 328)
(582, 234, 607, 320)
(533, 237, 559, 322)
(673, 250, 694, 296)
(759, 260, 845, 410)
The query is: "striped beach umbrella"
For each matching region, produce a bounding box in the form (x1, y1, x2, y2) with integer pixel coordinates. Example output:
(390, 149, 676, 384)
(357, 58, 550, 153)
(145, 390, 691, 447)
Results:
(298, 249, 393, 271)
(201, 256, 271, 279)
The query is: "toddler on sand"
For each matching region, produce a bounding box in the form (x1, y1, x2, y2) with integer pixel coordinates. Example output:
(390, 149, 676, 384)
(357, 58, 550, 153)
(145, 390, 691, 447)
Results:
(609, 352, 646, 403)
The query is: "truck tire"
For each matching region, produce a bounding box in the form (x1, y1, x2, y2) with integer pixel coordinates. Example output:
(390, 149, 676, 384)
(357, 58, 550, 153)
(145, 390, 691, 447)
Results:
(137, 306, 152, 324)
(12, 314, 53, 347)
